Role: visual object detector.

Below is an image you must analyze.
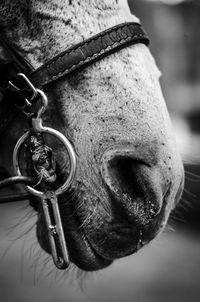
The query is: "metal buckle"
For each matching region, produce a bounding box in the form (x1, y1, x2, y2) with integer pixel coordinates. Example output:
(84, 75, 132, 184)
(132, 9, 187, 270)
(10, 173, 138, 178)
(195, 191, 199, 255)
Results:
(8, 73, 38, 115)
(12, 87, 77, 270)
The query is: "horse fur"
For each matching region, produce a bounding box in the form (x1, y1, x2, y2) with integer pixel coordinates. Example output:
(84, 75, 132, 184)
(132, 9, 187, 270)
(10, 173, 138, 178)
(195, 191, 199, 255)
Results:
(0, 0, 184, 271)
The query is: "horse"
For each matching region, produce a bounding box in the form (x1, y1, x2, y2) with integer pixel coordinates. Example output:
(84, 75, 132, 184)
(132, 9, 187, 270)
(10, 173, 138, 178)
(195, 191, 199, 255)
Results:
(0, 0, 184, 272)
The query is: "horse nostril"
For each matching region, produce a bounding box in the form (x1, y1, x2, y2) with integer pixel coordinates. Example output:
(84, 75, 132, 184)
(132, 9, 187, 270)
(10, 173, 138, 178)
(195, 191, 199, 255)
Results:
(100, 149, 163, 222)
(104, 157, 141, 196)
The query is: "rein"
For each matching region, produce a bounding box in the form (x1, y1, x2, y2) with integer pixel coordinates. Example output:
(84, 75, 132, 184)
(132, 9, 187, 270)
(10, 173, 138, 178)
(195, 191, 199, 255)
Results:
(0, 22, 149, 269)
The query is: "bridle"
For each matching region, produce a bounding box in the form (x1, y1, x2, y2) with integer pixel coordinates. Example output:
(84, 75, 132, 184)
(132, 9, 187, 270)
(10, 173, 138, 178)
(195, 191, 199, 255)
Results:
(0, 22, 149, 270)
(0, 22, 149, 269)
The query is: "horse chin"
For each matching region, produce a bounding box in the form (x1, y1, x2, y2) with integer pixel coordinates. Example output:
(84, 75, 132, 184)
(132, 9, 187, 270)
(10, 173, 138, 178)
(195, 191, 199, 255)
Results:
(35, 186, 166, 271)
(36, 199, 113, 271)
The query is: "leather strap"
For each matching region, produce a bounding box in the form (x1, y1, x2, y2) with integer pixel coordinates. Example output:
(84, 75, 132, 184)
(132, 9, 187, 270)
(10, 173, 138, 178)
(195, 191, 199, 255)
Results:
(28, 22, 149, 88)
(0, 22, 149, 133)
(2, 22, 149, 90)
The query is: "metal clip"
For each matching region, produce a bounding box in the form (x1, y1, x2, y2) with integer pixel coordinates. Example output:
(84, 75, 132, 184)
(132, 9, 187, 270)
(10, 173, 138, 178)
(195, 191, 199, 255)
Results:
(8, 81, 32, 110)
(12, 87, 76, 270)
(42, 191, 69, 269)
(8, 73, 38, 115)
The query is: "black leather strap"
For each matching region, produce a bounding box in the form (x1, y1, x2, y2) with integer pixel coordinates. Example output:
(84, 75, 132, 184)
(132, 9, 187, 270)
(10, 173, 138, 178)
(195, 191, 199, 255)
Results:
(28, 22, 149, 88)
(0, 22, 149, 133)
(2, 22, 149, 90)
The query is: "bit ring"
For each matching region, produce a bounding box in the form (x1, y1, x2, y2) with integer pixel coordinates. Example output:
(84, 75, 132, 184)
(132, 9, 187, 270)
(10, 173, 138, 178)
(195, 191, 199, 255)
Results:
(13, 127, 76, 198)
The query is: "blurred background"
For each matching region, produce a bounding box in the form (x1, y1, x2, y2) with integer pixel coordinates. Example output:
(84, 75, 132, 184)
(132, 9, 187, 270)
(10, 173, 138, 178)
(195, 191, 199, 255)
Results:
(130, 0, 200, 233)
(0, 0, 200, 301)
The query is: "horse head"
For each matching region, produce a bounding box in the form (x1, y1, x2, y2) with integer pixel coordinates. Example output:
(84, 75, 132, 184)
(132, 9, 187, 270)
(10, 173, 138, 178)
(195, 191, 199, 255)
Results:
(0, 0, 184, 271)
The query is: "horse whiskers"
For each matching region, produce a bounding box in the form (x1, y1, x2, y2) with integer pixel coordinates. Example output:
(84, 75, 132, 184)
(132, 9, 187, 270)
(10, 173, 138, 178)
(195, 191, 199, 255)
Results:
(71, 198, 86, 216)
(165, 224, 176, 232)
(183, 187, 196, 198)
(185, 170, 200, 179)
(169, 214, 186, 224)
(78, 202, 99, 230)
(29, 240, 40, 261)
(0, 220, 36, 270)
(5, 210, 35, 235)
(59, 180, 112, 226)
(170, 203, 189, 221)
(173, 197, 192, 214)
(185, 175, 200, 183)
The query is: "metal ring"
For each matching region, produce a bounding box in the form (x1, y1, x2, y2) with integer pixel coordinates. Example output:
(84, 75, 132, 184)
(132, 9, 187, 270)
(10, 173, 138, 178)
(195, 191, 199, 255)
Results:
(13, 127, 76, 198)
(35, 89, 48, 118)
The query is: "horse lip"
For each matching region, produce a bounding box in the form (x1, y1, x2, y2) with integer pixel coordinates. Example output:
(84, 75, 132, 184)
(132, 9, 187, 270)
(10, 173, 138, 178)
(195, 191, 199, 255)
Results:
(59, 191, 141, 264)
(35, 176, 160, 269)
(36, 191, 139, 269)
(64, 219, 115, 271)
(84, 224, 142, 260)
(36, 193, 113, 271)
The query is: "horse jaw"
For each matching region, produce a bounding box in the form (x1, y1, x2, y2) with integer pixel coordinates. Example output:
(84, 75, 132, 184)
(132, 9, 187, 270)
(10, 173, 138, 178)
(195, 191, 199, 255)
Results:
(0, 0, 184, 271)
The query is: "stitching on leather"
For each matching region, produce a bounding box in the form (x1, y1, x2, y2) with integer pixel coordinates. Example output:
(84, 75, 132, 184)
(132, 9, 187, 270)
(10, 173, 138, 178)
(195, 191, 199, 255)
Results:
(39, 23, 148, 86)
(48, 34, 142, 84)
(44, 23, 139, 69)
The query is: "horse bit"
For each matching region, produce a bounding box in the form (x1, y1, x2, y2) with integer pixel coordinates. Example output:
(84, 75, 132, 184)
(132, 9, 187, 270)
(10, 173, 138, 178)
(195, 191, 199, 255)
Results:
(0, 23, 149, 269)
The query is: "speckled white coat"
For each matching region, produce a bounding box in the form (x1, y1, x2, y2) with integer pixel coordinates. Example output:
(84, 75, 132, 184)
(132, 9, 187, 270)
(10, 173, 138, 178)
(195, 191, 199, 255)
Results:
(0, 0, 184, 271)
